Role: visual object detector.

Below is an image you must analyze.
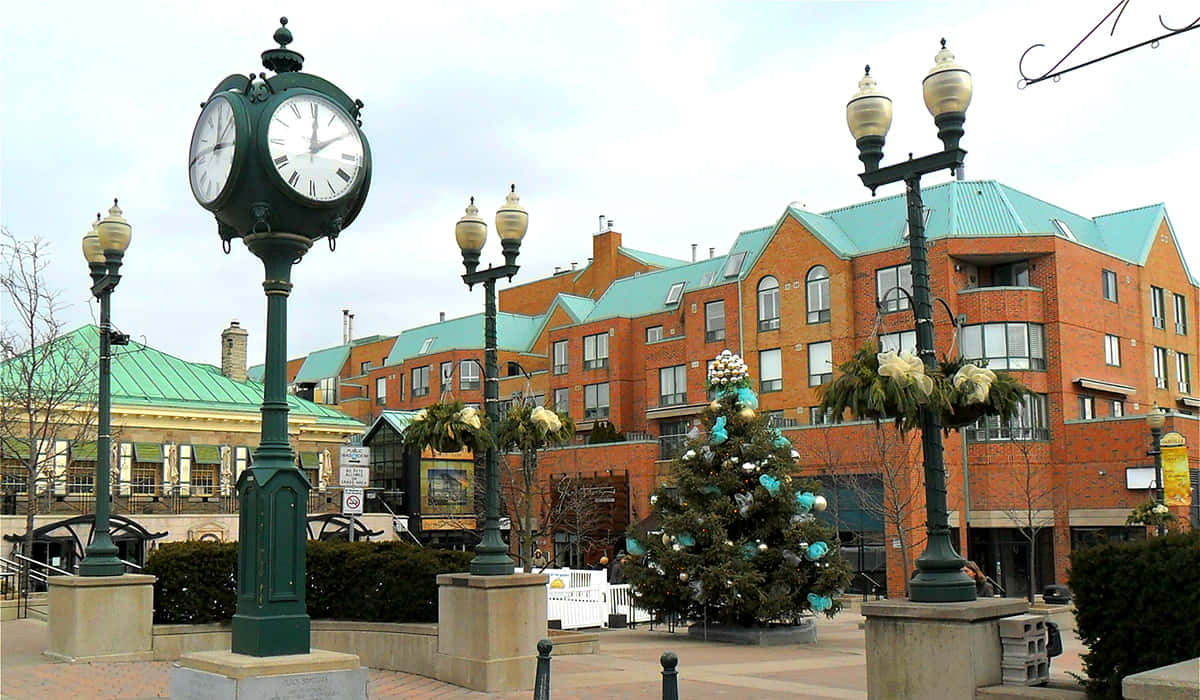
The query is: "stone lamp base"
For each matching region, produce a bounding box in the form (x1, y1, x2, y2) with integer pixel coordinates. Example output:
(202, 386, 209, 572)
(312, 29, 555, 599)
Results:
(170, 649, 366, 700)
(47, 574, 156, 662)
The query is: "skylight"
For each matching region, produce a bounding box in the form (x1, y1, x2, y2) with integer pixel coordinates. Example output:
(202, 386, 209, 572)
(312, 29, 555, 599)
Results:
(418, 337, 435, 354)
(665, 282, 685, 305)
(901, 208, 932, 239)
(723, 252, 747, 278)
(1051, 218, 1076, 241)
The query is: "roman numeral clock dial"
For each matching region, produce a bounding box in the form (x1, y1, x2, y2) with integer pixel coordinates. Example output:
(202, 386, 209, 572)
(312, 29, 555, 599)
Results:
(266, 94, 364, 203)
(187, 95, 240, 206)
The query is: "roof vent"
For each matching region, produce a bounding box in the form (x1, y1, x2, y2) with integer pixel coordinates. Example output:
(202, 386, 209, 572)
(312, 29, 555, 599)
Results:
(709, 247, 715, 259)
(607, 219, 614, 231)
(691, 244, 697, 262)
(571, 262, 577, 271)
(554, 266, 561, 274)
(439, 311, 445, 322)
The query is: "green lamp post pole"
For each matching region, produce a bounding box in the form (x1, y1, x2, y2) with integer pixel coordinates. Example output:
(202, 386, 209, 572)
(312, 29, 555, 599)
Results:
(78, 201, 132, 577)
(846, 40, 976, 602)
(455, 187, 528, 575)
(1145, 410, 1166, 536)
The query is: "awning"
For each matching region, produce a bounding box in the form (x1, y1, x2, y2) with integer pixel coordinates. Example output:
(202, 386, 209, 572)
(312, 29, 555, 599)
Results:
(72, 442, 99, 461)
(1180, 395, 1200, 409)
(133, 443, 162, 462)
(1075, 377, 1136, 396)
(2, 438, 31, 460)
(645, 402, 706, 420)
(192, 445, 221, 465)
(299, 452, 321, 468)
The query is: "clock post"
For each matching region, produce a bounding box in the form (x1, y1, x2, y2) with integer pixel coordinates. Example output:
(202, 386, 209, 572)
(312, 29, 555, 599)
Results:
(183, 17, 370, 660)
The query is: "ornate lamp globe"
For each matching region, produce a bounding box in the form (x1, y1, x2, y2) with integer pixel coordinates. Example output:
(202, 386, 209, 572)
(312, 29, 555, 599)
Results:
(96, 199, 132, 257)
(455, 197, 488, 274)
(1146, 409, 1166, 431)
(923, 39, 972, 151)
(495, 184, 528, 267)
(82, 218, 105, 265)
(846, 66, 892, 173)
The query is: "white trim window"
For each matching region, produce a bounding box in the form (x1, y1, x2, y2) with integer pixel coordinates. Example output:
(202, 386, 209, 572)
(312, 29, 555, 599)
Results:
(757, 276, 780, 331)
(705, 300, 725, 342)
(1153, 347, 1168, 389)
(808, 341, 832, 386)
(806, 266, 830, 324)
(1151, 286, 1165, 329)
(659, 365, 687, 406)
(1104, 334, 1121, 366)
(583, 333, 609, 370)
(760, 348, 782, 392)
(876, 264, 912, 313)
(376, 376, 387, 405)
(584, 383, 610, 420)
(412, 365, 430, 398)
(459, 360, 480, 391)
(1177, 352, 1191, 393)
(553, 340, 569, 375)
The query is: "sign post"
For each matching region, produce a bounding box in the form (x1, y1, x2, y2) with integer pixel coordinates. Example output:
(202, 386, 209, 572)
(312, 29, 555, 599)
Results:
(340, 446, 369, 542)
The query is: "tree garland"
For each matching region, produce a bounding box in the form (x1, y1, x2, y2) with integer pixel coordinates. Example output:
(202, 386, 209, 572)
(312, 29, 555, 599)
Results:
(400, 400, 493, 454)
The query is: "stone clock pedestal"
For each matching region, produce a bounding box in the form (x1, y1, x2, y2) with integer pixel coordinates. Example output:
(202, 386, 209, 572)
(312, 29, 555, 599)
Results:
(170, 648, 366, 700)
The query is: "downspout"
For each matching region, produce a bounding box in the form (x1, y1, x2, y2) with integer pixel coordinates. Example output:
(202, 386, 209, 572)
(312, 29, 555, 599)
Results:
(961, 428, 970, 554)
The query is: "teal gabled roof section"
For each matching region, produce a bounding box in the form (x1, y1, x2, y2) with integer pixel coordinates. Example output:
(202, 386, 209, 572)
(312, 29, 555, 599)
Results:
(0, 326, 362, 428)
(383, 311, 547, 366)
(363, 409, 421, 444)
(781, 180, 1185, 281)
(247, 364, 265, 382)
(555, 294, 596, 323)
(618, 246, 690, 269)
(293, 344, 352, 383)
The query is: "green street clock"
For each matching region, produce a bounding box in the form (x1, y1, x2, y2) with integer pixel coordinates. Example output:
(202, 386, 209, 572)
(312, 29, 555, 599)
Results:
(188, 17, 371, 250)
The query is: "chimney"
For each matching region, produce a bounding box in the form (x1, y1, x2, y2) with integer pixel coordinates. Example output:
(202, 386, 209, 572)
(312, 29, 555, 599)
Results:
(691, 244, 697, 262)
(598, 215, 606, 234)
(554, 266, 561, 274)
(221, 321, 249, 382)
(348, 313, 354, 342)
(342, 309, 351, 344)
(709, 247, 715, 259)
(439, 311, 446, 322)
(607, 219, 614, 231)
(571, 262, 578, 271)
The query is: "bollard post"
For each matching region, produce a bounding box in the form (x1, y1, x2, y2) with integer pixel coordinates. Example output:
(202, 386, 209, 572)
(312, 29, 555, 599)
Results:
(661, 650, 679, 700)
(533, 637, 553, 700)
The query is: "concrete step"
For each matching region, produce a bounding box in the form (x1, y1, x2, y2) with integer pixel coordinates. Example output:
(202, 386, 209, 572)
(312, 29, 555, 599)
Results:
(976, 679, 1087, 699)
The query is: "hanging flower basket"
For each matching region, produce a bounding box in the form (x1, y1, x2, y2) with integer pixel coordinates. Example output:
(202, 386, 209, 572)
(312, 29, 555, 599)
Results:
(497, 402, 575, 451)
(817, 342, 1028, 434)
(401, 400, 493, 454)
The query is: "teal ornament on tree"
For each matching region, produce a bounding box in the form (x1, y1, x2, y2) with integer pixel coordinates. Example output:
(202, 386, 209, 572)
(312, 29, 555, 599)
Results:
(710, 416, 728, 444)
(807, 593, 833, 612)
(805, 541, 829, 560)
(700, 484, 722, 496)
(736, 386, 759, 409)
(677, 533, 696, 547)
(625, 537, 646, 556)
(796, 491, 816, 513)
(758, 474, 780, 495)
(740, 543, 758, 560)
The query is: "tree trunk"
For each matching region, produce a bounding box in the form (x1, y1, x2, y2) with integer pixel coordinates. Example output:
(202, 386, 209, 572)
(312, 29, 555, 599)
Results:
(1026, 531, 1036, 604)
(21, 463, 36, 597)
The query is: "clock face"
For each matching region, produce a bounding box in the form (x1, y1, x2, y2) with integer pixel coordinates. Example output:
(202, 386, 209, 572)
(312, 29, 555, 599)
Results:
(266, 93, 364, 203)
(188, 95, 239, 205)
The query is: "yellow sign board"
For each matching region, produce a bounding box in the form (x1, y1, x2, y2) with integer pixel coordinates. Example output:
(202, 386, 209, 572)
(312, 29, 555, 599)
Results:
(1162, 442, 1191, 507)
(422, 517, 477, 531)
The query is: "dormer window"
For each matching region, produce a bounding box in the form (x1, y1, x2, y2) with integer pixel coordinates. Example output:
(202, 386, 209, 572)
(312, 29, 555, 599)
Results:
(665, 282, 685, 305)
(1051, 218, 1076, 241)
(723, 252, 747, 278)
(419, 337, 434, 354)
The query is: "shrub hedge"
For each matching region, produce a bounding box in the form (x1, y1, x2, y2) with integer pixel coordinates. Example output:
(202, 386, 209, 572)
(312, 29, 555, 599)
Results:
(1068, 531, 1200, 699)
(144, 540, 473, 625)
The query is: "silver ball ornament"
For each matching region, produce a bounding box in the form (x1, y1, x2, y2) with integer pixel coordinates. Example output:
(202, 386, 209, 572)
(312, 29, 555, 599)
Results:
(813, 495, 828, 512)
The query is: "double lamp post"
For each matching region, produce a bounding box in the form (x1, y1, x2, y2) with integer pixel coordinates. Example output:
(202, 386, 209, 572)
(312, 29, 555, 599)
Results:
(846, 40, 976, 602)
(78, 200, 132, 577)
(454, 186, 528, 575)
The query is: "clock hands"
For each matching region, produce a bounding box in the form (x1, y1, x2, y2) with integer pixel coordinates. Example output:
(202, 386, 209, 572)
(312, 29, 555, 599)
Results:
(309, 132, 349, 154)
(189, 141, 233, 167)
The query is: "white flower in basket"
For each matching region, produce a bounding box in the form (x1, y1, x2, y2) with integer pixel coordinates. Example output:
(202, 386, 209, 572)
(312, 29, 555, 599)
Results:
(877, 350, 934, 396)
(953, 364, 997, 403)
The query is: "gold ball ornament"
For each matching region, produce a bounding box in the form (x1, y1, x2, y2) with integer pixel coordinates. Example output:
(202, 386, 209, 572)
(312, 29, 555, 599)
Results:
(738, 407, 756, 421)
(710, 399, 722, 411)
(662, 533, 671, 545)
(813, 495, 828, 512)
(679, 572, 689, 582)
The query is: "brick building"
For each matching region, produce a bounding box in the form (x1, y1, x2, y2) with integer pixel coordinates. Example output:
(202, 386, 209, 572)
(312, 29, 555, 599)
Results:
(286, 179, 1199, 597)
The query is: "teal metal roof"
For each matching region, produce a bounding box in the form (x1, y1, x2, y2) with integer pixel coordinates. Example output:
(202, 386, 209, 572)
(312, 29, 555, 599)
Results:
(383, 311, 546, 365)
(785, 180, 1189, 282)
(363, 409, 422, 443)
(293, 344, 351, 383)
(555, 294, 596, 323)
(618, 246, 690, 269)
(248, 364, 265, 382)
(0, 326, 362, 428)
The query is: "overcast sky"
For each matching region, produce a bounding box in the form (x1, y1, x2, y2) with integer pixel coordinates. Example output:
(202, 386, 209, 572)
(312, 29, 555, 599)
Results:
(3, 1, 1197, 367)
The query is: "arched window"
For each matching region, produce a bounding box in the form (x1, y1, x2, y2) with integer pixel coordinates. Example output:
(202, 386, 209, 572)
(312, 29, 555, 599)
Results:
(806, 266, 830, 324)
(757, 276, 780, 332)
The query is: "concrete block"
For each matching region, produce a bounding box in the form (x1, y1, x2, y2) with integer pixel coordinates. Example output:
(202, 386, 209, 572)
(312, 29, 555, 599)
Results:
(1003, 636, 1047, 658)
(999, 614, 1045, 638)
(47, 574, 155, 662)
(1001, 656, 1050, 686)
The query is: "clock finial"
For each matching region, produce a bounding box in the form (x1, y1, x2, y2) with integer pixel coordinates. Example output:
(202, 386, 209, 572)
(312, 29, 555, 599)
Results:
(262, 17, 304, 74)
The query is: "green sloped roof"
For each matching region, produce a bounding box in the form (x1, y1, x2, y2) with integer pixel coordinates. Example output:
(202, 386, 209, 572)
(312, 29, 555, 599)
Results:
(72, 441, 98, 461)
(384, 312, 546, 365)
(0, 326, 361, 428)
(618, 246, 690, 269)
(2, 438, 32, 459)
(797, 180, 1184, 281)
(555, 294, 596, 323)
(193, 444, 221, 464)
(363, 409, 422, 444)
(293, 344, 351, 383)
(247, 364, 265, 382)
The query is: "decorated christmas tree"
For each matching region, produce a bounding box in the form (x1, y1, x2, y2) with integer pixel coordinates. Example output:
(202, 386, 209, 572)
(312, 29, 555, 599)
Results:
(622, 350, 852, 628)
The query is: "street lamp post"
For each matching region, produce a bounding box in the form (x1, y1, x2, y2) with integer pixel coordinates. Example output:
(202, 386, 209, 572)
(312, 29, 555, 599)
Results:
(78, 200, 132, 577)
(1145, 410, 1166, 536)
(455, 186, 528, 575)
(846, 40, 976, 602)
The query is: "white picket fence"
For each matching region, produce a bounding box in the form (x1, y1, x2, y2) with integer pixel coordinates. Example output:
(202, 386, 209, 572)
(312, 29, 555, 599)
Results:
(522, 568, 653, 629)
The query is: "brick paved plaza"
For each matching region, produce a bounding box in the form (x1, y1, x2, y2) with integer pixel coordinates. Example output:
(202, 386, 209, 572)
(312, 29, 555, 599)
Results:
(0, 602, 1086, 699)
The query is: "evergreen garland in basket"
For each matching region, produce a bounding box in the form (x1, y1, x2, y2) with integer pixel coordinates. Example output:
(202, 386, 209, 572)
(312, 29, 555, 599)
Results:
(817, 341, 1029, 434)
(401, 400, 493, 454)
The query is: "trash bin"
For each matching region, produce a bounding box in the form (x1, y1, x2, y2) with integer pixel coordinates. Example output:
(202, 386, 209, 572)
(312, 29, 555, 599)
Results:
(1045, 620, 1063, 658)
(1043, 584, 1071, 605)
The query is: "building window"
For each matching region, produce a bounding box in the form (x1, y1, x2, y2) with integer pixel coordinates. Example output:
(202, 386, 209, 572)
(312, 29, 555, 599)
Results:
(189, 445, 215, 496)
(665, 282, 685, 305)
(705, 300, 726, 342)
(439, 361, 454, 393)
(810, 406, 833, 426)
(645, 326, 663, 343)
(808, 341, 833, 386)
(967, 393, 1050, 442)
(553, 340, 569, 375)
(960, 322, 1046, 370)
(1151, 286, 1165, 329)
(1153, 347, 1168, 389)
(987, 260, 1030, 287)
(806, 266, 830, 324)
(584, 383, 610, 420)
(67, 465, 94, 494)
(419, 337, 435, 355)
(706, 360, 718, 400)
(376, 376, 387, 405)
(397, 374, 404, 401)
(315, 376, 337, 404)
(1109, 399, 1124, 417)
(235, 446, 251, 476)
(412, 366, 430, 398)
(1104, 334, 1121, 366)
(876, 264, 912, 313)
(1079, 395, 1095, 420)
(659, 365, 687, 406)
(1178, 352, 1192, 393)
(880, 330, 917, 354)
(460, 360, 480, 391)
(760, 348, 782, 392)
(583, 333, 609, 370)
(1102, 269, 1118, 302)
(757, 276, 780, 331)
(554, 387, 570, 416)
(723, 251, 747, 278)
(1175, 293, 1188, 335)
(658, 419, 690, 460)
(132, 463, 158, 496)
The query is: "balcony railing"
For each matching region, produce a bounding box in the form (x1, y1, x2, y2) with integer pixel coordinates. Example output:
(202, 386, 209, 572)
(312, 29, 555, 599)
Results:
(659, 392, 687, 407)
(583, 407, 610, 420)
(758, 317, 780, 332)
(553, 364, 569, 375)
(583, 358, 609, 370)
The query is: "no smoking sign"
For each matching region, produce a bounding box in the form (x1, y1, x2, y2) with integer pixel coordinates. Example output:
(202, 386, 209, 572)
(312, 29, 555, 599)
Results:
(342, 487, 364, 515)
